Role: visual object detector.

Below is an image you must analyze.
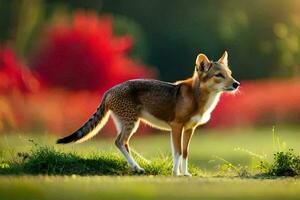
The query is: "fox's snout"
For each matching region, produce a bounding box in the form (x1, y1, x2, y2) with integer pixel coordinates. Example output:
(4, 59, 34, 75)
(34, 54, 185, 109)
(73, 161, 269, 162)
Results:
(232, 80, 240, 89)
(224, 79, 240, 92)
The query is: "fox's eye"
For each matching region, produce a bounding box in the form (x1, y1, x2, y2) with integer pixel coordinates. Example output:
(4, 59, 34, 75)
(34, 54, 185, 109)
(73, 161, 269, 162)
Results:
(215, 73, 225, 78)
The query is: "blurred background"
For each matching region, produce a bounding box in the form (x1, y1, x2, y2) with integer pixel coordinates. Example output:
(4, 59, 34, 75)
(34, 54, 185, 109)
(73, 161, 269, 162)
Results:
(1, 0, 300, 135)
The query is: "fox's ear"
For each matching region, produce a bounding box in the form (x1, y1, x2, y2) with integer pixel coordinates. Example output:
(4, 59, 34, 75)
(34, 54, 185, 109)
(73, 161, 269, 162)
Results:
(195, 53, 211, 72)
(218, 51, 228, 65)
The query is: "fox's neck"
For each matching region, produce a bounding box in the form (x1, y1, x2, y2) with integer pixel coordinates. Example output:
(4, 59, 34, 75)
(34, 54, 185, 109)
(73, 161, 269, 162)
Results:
(191, 70, 201, 102)
(191, 70, 221, 114)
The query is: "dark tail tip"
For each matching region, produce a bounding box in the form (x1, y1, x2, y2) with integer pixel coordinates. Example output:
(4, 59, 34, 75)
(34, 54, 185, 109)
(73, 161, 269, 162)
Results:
(56, 138, 68, 144)
(56, 138, 70, 144)
(56, 134, 77, 144)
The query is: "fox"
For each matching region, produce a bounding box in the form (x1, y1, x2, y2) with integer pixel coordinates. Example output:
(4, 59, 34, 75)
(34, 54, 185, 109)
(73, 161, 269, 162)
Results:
(57, 51, 239, 176)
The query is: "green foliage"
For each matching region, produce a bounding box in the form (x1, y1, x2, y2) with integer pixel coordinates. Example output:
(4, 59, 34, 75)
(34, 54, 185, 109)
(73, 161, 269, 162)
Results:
(211, 155, 250, 177)
(113, 15, 149, 62)
(272, 126, 287, 152)
(214, 147, 300, 177)
(0, 146, 201, 176)
(101, 0, 300, 80)
(212, 127, 300, 177)
(2, 0, 300, 80)
(258, 126, 300, 176)
(260, 149, 300, 176)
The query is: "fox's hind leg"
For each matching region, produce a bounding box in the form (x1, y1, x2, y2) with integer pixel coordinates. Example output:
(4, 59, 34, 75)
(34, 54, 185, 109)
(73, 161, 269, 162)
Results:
(111, 112, 144, 173)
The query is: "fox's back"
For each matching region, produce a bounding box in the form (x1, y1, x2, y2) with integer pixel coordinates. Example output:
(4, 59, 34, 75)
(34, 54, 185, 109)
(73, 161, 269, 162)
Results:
(106, 79, 180, 122)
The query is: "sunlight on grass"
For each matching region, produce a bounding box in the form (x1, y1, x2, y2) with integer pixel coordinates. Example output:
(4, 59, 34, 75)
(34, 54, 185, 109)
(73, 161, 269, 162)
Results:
(1, 126, 300, 177)
(1, 127, 300, 200)
(0, 146, 201, 176)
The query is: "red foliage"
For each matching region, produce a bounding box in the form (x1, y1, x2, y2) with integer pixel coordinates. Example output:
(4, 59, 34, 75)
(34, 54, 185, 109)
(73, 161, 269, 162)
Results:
(32, 12, 155, 92)
(22, 90, 103, 134)
(9, 90, 151, 136)
(0, 47, 40, 130)
(209, 79, 300, 128)
(0, 47, 39, 94)
(2, 78, 300, 134)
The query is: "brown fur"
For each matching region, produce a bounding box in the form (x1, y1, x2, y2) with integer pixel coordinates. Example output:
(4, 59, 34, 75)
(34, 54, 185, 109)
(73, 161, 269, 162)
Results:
(182, 128, 194, 159)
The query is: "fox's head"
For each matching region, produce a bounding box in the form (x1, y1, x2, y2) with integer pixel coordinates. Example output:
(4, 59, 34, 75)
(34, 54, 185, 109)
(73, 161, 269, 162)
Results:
(194, 51, 240, 93)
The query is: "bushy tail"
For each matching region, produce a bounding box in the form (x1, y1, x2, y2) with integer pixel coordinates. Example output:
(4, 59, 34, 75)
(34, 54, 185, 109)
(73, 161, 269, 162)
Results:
(57, 96, 110, 144)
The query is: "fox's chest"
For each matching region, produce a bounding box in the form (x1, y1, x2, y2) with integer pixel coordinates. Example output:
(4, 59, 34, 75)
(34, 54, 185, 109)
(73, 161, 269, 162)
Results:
(184, 92, 221, 130)
(184, 113, 211, 129)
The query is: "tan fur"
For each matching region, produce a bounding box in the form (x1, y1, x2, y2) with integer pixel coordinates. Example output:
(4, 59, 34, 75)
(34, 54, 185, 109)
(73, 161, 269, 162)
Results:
(182, 128, 194, 159)
(170, 123, 184, 155)
(58, 51, 239, 176)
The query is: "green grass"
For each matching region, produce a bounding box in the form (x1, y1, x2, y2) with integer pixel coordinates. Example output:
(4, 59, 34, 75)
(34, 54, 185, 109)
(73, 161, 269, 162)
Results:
(1, 176, 300, 200)
(2, 126, 300, 171)
(0, 146, 200, 176)
(1, 126, 300, 199)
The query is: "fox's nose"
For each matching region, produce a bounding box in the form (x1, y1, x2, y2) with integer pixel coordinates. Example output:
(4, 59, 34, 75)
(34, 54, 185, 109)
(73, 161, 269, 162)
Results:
(232, 81, 240, 89)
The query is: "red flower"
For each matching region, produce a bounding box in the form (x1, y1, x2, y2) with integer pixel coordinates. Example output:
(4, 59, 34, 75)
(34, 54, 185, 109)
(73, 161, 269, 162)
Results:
(0, 47, 39, 94)
(209, 79, 300, 128)
(32, 11, 155, 92)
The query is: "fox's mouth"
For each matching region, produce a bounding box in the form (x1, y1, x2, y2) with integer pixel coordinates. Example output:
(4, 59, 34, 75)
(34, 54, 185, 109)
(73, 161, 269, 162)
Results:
(223, 81, 240, 92)
(223, 86, 238, 92)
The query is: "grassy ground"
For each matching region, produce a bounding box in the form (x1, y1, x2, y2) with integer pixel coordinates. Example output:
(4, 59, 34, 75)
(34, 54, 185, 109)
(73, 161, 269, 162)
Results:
(1, 126, 300, 199)
(1, 176, 300, 200)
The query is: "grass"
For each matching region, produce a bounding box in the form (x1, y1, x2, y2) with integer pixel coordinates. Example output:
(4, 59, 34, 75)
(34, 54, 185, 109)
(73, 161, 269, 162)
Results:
(259, 149, 300, 176)
(1, 176, 300, 200)
(0, 146, 200, 176)
(1, 126, 300, 199)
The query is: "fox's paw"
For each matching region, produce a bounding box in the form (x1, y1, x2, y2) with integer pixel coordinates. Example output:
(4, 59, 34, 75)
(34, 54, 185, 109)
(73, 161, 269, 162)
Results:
(133, 166, 145, 174)
(183, 172, 192, 177)
(173, 170, 181, 176)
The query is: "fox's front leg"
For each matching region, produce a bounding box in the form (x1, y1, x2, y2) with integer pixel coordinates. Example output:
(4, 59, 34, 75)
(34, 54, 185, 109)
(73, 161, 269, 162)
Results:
(182, 128, 195, 176)
(170, 123, 184, 176)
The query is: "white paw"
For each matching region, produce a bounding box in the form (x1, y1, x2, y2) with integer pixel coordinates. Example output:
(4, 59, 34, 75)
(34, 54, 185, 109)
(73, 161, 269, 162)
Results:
(183, 172, 192, 177)
(133, 166, 145, 174)
(173, 170, 181, 176)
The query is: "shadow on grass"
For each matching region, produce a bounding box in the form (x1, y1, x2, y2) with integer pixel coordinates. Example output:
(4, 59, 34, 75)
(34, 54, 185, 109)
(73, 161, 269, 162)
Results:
(0, 146, 200, 176)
